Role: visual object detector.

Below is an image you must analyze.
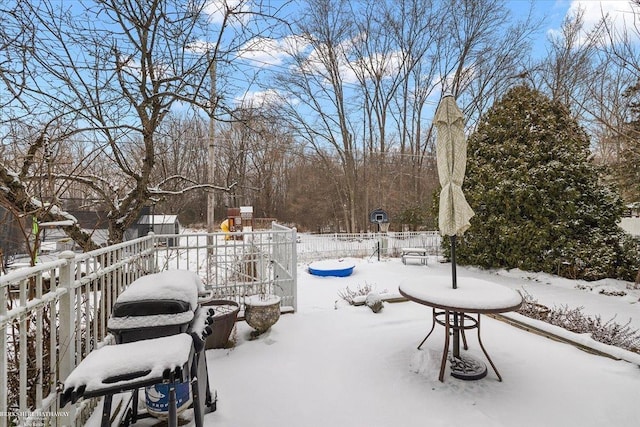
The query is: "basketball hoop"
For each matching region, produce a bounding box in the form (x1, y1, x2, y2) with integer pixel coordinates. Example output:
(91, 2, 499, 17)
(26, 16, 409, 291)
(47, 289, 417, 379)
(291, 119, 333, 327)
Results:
(379, 222, 390, 233)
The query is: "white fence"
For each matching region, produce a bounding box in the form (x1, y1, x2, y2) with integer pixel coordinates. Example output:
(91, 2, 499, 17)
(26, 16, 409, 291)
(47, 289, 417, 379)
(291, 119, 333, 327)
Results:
(153, 227, 298, 311)
(296, 231, 441, 262)
(0, 224, 297, 427)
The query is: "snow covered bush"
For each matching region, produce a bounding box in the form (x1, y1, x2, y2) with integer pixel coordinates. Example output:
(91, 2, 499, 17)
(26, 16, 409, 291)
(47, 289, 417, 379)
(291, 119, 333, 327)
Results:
(516, 290, 550, 320)
(338, 283, 374, 305)
(589, 316, 640, 352)
(518, 292, 640, 353)
(457, 85, 640, 281)
(545, 305, 592, 333)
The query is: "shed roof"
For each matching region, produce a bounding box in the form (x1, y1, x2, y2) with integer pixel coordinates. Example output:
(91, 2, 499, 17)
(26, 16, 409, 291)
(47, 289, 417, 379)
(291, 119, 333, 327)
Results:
(138, 215, 179, 225)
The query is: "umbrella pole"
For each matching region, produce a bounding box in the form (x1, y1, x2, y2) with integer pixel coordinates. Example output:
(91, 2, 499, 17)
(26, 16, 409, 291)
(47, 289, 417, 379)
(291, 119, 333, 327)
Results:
(450, 235, 457, 289)
(451, 235, 460, 358)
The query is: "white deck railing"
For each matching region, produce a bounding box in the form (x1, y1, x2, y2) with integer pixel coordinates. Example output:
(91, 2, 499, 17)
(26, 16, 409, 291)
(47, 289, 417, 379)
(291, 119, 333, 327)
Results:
(0, 224, 297, 427)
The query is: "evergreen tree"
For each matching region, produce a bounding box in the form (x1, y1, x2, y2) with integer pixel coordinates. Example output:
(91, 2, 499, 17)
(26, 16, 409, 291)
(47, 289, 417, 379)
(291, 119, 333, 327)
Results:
(458, 85, 639, 281)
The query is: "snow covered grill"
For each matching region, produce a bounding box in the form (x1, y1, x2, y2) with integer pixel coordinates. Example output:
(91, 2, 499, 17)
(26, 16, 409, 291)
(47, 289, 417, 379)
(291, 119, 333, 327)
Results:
(61, 270, 216, 426)
(108, 270, 204, 343)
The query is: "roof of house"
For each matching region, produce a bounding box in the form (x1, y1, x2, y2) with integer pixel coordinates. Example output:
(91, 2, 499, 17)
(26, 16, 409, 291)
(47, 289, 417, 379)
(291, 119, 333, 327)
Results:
(68, 211, 110, 229)
(137, 215, 179, 225)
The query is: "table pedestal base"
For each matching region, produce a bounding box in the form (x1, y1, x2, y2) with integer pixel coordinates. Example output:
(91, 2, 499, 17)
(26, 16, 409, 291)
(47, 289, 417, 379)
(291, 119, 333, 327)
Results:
(419, 309, 502, 382)
(449, 354, 488, 381)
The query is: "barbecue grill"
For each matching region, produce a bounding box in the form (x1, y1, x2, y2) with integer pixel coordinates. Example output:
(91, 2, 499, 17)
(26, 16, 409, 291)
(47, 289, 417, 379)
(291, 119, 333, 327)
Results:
(61, 270, 216, 427)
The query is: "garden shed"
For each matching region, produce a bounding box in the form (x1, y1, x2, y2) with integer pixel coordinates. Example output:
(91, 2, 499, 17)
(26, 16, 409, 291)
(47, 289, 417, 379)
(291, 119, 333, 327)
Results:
(137, 215, 181, 245)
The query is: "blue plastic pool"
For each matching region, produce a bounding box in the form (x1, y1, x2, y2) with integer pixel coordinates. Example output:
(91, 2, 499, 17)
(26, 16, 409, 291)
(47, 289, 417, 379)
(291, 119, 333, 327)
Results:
(308, 260, 355, 277)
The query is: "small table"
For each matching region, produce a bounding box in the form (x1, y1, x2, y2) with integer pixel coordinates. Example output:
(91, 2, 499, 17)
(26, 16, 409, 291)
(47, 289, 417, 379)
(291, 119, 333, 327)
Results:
(399, 276, 522, 382)
(401, 247, 428, 265)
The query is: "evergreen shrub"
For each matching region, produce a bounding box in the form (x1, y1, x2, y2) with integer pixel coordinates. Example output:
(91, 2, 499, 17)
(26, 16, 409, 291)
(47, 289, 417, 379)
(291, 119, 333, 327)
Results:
(457, 86, 640, 281)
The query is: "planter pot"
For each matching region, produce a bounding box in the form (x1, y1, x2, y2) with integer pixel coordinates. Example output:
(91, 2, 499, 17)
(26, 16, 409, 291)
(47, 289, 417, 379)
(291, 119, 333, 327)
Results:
(244, 295, 281, 335)
(200, 299, 240, 349)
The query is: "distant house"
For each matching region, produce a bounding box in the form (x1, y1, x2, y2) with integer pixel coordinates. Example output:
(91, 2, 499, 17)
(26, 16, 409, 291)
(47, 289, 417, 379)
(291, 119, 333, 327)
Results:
(3, 205, 181, 255)
(31, 211, 110, 252)
(132, 214, 181, 246)
(49, 211, 181, 247)
(69, 210, 110, 247)
(619, 203, 640, 239)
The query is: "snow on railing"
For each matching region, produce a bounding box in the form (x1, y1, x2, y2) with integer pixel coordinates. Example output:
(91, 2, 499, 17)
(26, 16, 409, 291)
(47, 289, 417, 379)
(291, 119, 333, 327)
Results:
(0, 225, 297, 426)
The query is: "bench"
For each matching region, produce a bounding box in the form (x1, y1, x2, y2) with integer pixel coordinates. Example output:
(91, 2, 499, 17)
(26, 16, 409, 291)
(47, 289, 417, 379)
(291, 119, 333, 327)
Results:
(401, 247, 428, 265)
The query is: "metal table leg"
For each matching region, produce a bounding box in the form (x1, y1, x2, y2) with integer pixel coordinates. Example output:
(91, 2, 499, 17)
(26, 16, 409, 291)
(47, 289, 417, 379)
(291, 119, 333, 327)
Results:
(476, 314, 502, 381)
(417, 308, 438, 350)
(418, 310, 500, 382)
(439, 310, 451, 382)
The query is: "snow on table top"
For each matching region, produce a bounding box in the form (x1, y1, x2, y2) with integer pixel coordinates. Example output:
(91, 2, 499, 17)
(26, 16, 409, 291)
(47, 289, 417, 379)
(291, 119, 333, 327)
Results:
(64, 333, 193, 394)
(116, 270, 203, 311)
(399, 275, 522, 312)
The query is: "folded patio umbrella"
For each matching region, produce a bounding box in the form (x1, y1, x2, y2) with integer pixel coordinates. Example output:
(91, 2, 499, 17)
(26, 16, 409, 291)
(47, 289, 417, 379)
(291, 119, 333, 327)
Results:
(434, 94, 475, 360)
(435, 94, 475, 245)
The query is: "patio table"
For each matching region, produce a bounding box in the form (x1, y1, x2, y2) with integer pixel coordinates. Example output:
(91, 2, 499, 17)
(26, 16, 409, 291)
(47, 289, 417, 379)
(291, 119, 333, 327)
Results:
(399, 276, 522, 382)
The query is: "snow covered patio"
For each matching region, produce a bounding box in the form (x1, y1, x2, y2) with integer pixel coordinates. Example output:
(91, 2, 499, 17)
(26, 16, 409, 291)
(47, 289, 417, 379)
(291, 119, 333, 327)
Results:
(3, 229, 639, 427)
(87, 256, 640, 427)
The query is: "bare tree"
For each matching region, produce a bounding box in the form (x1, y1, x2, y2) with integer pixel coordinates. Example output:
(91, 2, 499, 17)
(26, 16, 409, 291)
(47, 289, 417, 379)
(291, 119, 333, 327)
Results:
(598, 0, 640, 78)
(239, 108, 294, 219)
(274, 0, 539, 231)
(540, 1, 640, 202)
(346, 0, 440, 221)
(276, 0, 361, 232)
(0, 0, 287, 246)
(594, 0, 640, 201)
(533, 7, 600, 121)
(436, 0, 540, 125)
(150, 113, 211, 223)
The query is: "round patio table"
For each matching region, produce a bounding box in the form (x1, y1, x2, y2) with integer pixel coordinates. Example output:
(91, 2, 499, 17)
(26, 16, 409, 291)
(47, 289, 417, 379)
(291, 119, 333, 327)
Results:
(399, 276, 522, 382)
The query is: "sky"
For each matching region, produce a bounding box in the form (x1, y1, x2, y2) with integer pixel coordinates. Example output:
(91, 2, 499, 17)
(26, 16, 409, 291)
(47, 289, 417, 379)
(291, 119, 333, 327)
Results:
(225, 0, 639, 107)
(521, 0, 638, 45)
(4, 0, 637, 149)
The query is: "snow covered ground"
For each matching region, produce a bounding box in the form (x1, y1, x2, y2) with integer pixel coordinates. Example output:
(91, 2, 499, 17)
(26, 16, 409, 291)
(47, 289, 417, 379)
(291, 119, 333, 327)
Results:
(87, 255, 640, 427)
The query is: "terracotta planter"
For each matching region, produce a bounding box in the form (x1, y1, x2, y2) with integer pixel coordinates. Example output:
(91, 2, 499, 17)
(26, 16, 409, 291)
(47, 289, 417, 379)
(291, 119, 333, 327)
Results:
(244, 295, 281, 335)
(200, 299, 240, 349)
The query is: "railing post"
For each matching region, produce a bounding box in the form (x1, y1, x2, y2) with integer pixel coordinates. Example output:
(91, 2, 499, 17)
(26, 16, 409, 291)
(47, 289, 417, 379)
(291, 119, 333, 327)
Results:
(291, 227, 298, 312)
(145, 233, 157, 274)
(57, 251, 77, 426)
(0, 280, 7, 427)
